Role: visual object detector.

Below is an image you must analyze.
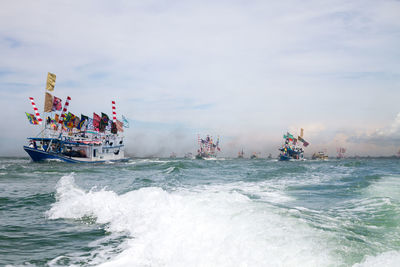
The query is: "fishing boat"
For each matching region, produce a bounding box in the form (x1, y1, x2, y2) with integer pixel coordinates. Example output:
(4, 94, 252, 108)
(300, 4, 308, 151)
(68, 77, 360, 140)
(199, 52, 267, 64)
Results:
(23, 73, 130, 163)
(279, 128, 309, 161)
(312, 151, 329, 160)
(196, 135, 220, 159)
(184, 152, 193, 159)
(238, 149, 244, 159)
(250, 152, 260, 159)
(337, 147, 346, 159)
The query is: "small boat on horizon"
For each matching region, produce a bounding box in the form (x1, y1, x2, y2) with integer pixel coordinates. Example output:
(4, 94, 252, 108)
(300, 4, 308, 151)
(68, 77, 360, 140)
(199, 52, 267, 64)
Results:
(312, 151, 329, 160)
(238, 149, 244, 159)
(196, 135, 220, 159)
(250, 152, 260, 159)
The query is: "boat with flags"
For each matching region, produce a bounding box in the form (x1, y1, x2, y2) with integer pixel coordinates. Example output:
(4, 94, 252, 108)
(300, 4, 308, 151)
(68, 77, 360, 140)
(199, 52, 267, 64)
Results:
(23, 72, 130, 163)
(279, 128, 309, 161)
(337, 147, 346, 159)
(238, 149, 244, 159)
(196, 135, 221, 159)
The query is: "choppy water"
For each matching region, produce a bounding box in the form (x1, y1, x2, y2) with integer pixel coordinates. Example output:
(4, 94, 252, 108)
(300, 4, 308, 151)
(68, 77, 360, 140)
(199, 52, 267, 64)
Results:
(1, 157, 400, 266)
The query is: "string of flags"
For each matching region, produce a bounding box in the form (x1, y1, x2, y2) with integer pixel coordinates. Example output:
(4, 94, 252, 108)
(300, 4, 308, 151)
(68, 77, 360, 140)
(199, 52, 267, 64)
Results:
(25, 96, 128, 134)
(25, 72, 129, 134)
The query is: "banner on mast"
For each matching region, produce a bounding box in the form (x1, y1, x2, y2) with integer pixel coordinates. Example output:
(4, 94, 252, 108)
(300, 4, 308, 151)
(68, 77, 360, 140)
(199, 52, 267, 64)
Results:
(46, 72, 56, 91)
(93, 113, 101, 130)
(44, 92, 53, 112)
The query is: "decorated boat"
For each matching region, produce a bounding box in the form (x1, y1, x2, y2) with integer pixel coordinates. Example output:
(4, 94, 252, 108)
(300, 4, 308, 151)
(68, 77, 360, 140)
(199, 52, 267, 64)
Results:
(279, 128, 309, 161)
(23, 73, 130, 163)
(196, 135, 220, 159)
(238, 149, 244, 159)
(336, 147, 346, 159)
(250, 152, 260, 159)
(312, 151, 329, 160)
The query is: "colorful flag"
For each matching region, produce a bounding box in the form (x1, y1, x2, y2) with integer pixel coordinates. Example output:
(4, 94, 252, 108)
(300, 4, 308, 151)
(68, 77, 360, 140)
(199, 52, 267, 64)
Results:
(64, 112, 72, 123)
(122, 115, 129, 128)
(64, 112, 76, 129)
(99, 113, 109, 132)
(87, 118, 94, 130)
(116, 119, 124, 132)
(25, 112, 39, 125)
(93, 113, 101, 130)
(52, 96, 62, 111)
(77, 114, 88, 130)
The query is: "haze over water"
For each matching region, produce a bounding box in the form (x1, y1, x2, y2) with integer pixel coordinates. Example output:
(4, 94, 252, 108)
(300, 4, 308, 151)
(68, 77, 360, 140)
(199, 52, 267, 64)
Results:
(1, 157, 400, 266)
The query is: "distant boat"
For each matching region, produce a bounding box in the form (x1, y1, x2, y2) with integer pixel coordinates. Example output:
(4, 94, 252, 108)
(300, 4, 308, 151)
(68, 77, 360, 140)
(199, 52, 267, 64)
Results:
(312, 151, 328, 160)
(23, 72, 129, 163)
(337, 147, 346, 159)
(238, 149, 244, 158)
(250, 152, 260, 159)
(279, 129, 308, 161)
(267, 153, 272, 159)
(184, 152, 193, 159)
(196, 135, 221, 159)
(170, 152, 177, 158)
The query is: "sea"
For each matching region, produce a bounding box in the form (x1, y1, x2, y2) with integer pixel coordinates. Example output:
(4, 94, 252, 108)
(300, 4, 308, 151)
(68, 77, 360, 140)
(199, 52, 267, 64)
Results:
(1, 157, 400, 267)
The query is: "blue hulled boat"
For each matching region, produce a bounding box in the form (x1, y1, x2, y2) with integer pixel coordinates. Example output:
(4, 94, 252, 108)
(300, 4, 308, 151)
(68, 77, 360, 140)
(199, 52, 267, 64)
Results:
(23, 72, 129, 163)
(278, 129, 309, 161)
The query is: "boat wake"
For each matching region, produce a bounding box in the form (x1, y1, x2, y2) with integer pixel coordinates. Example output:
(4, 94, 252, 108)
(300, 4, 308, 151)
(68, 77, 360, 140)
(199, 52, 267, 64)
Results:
(47, 173, 335, 266)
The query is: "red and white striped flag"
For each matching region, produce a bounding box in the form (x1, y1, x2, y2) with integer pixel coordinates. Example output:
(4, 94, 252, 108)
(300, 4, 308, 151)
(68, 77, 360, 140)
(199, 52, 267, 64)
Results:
(29, 97, 43, 124)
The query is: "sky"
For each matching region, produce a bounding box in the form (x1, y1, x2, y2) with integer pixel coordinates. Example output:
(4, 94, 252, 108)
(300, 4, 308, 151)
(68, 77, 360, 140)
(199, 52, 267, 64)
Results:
(0, 0, 400, 157)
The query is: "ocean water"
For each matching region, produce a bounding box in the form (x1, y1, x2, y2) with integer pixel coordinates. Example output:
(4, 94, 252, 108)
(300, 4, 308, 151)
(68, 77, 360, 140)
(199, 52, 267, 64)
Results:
(1, 157, 400, 266)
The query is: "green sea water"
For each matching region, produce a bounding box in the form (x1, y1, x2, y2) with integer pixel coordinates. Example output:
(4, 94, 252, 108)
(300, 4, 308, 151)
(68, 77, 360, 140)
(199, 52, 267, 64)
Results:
(1, 157, 400, 266)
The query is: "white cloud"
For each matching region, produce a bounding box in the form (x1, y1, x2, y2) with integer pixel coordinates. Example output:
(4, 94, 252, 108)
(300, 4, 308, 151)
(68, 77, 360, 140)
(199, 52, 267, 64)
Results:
(349, 113, 400, 147)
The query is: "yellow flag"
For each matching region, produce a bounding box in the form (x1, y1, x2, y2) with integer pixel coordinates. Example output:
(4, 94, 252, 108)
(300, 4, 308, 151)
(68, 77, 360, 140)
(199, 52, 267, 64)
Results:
(44, 92, 53, 112)
(46, 72, 56, 91)
(300, 128, 304, 137)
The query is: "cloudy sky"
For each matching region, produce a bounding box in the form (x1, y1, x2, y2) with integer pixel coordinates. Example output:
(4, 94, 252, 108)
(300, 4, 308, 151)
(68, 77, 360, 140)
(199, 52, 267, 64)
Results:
(1, 0, 399, 157)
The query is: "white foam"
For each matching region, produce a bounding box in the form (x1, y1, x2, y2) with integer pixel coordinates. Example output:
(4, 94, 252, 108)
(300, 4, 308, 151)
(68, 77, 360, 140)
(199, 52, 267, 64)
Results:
(353, 251, 400, 267)
(363, 175, 400, 201)
(48, 173, 335, 266)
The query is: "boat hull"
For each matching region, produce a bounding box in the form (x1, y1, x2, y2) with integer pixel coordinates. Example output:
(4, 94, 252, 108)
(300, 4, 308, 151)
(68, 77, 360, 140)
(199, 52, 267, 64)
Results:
(23, 146, 129, 163)
(279, 154, 291, 161)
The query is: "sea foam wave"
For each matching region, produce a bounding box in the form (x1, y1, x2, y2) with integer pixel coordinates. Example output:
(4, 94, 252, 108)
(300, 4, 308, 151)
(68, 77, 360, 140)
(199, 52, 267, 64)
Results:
(354, 251, 400, 267)
(48, 173, 335, 266)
